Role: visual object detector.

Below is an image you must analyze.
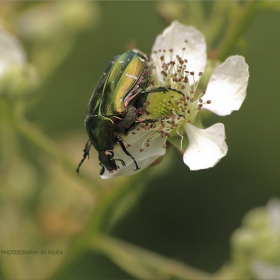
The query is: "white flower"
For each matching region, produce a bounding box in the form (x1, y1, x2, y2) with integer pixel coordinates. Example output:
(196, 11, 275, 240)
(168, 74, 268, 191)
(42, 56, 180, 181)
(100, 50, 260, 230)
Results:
(101, 20, 249, 179)
(252, 261, 280, 280)
(0, 28, 26, 80)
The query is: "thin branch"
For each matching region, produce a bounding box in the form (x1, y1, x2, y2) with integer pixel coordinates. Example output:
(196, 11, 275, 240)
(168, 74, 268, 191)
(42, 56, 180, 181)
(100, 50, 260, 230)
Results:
(91, 233, 214, 280)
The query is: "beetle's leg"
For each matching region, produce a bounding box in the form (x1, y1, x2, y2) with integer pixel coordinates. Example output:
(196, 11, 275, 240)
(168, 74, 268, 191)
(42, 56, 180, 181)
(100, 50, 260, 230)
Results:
(134, 118, 160, 124)
(117, 136, 140, 171)
(99, 163, 105, 176)
(114, 158, 126, 167)
(124, 87, 142, 107)
(76, 140, 91, 174)
(114, 106, 136, 134)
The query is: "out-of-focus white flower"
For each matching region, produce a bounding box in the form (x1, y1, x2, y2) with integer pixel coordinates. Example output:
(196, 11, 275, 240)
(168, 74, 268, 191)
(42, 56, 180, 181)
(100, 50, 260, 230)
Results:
(251, 199, 280, 279)
(101, 21, 249, 179)
(267, 198, 280, 233)
(231, 198, 280, 280)
(252, 261, 280, 280)
(0, 28, 26, 80)
(0, 28, 39, 97)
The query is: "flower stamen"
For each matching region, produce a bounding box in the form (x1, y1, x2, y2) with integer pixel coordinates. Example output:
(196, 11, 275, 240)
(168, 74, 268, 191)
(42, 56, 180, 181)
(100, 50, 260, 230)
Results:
(176, 128, 184, 154)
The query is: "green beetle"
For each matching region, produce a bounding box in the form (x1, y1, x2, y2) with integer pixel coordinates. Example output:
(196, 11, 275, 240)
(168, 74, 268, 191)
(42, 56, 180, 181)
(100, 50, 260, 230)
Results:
(77, 50, 151, 175)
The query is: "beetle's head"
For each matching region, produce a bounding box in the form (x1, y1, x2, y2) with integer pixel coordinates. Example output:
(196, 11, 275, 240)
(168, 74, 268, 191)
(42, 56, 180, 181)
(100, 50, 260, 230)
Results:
(98, 151, 125, 176)
(86, 116, 126, 175)
(98, 150, 117, 175)
(98, 150, 127, 175)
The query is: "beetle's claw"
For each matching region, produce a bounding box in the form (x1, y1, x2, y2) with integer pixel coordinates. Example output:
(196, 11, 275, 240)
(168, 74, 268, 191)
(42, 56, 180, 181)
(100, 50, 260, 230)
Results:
(133, 165, 141, 172)
(115, 158, 126, 167)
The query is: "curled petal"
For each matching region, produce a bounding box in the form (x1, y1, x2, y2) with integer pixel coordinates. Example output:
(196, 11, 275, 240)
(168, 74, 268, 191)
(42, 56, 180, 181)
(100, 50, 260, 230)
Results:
(151, 20, 206, 85)
(0, 29, 26, 79)
(184, 123, 228, 170)
(203, 56, 249, 116)
(101, 130, 166, 179)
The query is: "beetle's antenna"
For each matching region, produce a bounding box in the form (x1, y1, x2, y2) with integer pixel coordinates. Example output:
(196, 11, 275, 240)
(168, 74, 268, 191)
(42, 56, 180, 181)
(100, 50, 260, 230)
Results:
(117, 136, 140, 171)
(76, 140, 91, 174)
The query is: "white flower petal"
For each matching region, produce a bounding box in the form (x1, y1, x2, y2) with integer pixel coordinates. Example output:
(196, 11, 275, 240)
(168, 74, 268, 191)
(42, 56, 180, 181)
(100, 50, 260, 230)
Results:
(151, 20, 206, 85)
(203, 55, 249, 116)
(101, 130, 166, 179)
(184, 123, 228, 170)
(0, 29, 26, 79)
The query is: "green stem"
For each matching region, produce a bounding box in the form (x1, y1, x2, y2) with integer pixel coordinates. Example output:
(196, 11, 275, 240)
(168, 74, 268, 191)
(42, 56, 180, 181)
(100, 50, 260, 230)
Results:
(216, 1, 261, 61)
(13, 117, 101, 194)
(91, 233, 214, 280)
(49, 172, 150, 279)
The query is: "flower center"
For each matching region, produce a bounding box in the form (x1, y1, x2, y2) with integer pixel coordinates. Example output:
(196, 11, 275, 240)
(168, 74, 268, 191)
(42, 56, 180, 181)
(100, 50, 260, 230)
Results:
(136, 90, 210, 152)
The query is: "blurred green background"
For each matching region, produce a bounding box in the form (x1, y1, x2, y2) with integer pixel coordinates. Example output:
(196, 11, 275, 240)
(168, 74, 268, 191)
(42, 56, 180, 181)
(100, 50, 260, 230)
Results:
(0, 1, 280, 279)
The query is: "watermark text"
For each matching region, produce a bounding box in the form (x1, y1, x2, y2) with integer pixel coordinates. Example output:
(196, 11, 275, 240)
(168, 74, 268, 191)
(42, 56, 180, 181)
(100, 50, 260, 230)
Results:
(1, 250, 63, 255)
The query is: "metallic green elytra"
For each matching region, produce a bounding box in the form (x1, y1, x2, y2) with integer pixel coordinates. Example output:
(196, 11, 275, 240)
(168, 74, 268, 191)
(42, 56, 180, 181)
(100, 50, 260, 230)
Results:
(77, 50, 150, 175)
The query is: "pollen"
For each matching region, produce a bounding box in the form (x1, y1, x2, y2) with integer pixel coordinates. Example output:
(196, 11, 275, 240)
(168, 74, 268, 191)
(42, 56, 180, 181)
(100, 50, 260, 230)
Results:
(151, 42, 202, 95)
